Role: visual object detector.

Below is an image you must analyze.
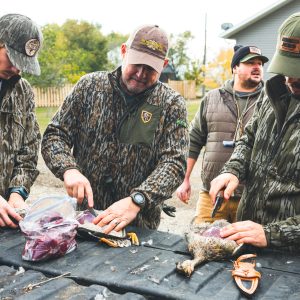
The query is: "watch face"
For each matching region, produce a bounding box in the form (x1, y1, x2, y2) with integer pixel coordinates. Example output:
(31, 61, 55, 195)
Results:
(135, 194, 144, 202)
(132, 192, 145, 207)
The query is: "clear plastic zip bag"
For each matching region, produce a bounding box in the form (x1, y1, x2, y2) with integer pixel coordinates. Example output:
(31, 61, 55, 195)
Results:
(19, 195, 78, 261)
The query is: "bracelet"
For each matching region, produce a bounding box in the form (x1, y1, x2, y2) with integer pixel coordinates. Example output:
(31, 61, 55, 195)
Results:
(8, 187, 29, 200)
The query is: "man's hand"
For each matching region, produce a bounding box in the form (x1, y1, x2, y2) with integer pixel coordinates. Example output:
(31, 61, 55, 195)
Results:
(209, 173, 239, 204)
(8, 193, 28, 209)
(220, 220, 267, 248)
(0, 194, 26, 228)
(93, 196, 140, 234)
(176, 179, 191, 204)
(63, 169, 93, 207)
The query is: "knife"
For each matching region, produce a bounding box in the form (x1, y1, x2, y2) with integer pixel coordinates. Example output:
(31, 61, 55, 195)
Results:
(211, 193, 224, 218)
(82, 197, 98, 217)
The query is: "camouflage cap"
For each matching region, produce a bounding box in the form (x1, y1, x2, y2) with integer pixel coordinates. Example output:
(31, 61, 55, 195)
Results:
(268, 12, 300, 78)
(0, 14, 43, 76)
(125, 25, 168, 73)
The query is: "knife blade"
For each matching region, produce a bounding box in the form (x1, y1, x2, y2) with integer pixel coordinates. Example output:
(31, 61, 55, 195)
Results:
(211, 193, 224, 218)
(82, 197, 98, 217)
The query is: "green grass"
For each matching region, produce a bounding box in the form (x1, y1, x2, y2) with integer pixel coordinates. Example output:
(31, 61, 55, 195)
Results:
(36, 107, 59, 133)
(36, 100, 200, 133)
(186, 99, 200, 123)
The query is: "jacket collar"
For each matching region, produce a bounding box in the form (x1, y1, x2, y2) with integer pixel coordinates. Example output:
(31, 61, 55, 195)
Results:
(0, 75, 21, 108)
(265, 75, 288, 104)
(266, 74, 300, 130)
(109, 67, 159, 103)
(223, 79, 264, 98)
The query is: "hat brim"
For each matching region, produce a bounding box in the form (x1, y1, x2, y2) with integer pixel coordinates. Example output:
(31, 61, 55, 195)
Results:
(267, 51, 300, 78)
(240, 53, 269, 64)
(6, 45, 40, 76)
(126, 48, 164, 73)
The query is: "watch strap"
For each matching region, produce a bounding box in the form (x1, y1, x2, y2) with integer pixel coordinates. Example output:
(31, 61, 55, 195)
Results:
(131, 192, 146, 208)
(8, 187, 29, 200)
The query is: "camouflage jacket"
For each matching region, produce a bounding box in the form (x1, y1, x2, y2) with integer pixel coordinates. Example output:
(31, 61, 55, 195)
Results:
(42, 67, 189, 229)
(189, 80, 262, 196)
(0, 76, 40, 198)
(222, 75, 300, 251)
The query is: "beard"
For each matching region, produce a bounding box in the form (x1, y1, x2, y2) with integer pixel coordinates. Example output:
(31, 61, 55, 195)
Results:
(241, 78, 261, 90)
(290, 81, 300, 90)
(120, 76, 146, 95)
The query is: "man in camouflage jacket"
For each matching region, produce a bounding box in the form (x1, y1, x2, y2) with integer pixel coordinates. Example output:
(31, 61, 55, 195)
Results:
(42, 25, 189, 233)
(210, 13, 300, 251)
(0, 14, 42, 228)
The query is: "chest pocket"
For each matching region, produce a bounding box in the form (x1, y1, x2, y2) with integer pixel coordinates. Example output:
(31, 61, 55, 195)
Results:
(119, 102, 162, 146)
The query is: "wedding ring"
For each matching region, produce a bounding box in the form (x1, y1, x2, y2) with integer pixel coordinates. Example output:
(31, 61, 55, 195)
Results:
(113, 220, 120, 226)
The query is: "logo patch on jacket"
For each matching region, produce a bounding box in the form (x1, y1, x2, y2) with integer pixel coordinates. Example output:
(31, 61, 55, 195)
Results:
(141, 110, 152, 123)
(176, 119, 187, 128)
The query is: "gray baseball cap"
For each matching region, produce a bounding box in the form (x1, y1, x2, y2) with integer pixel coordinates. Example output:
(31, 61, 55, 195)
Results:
(0, 14, 43, 76)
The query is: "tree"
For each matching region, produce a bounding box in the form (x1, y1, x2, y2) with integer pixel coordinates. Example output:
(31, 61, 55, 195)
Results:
(61, 19, 108, 81)
(204, 48, 233, 90)
(168, 31, 194, 79)
(24, 24, 67, 87)
(106, 32, 129, 69)
(24, 20, 108, 87)
(184, 59, 205, 87)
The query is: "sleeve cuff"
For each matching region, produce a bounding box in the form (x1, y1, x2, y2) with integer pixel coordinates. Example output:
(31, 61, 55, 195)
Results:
(188, 150, 199, 160)
(263, 225, 271, 247)
(57, 166, 81, 181)
(220, 167, 241, 181)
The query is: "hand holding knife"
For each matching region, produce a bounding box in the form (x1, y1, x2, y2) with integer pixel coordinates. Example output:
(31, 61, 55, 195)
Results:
(82, 197, 98, 217)
(211, 192, 224, 218)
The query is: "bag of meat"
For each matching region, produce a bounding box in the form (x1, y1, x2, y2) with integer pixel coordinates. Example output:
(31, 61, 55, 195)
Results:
(19, 195, 78, 261)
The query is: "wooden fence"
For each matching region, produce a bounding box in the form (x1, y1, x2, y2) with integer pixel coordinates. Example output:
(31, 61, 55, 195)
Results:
(168, 80, 196, 99)
(34, 84, 73, 107)
(34, 80, 196, 107)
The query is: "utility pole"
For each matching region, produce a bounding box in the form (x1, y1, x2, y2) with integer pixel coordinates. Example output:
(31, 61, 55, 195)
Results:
(202, 13, 207, 97)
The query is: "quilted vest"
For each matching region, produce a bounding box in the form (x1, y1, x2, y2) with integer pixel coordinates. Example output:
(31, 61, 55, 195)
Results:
(201, 88, 259, 197)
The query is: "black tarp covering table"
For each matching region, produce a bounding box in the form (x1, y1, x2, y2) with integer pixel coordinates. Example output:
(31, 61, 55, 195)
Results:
(1, 227, 300, 299)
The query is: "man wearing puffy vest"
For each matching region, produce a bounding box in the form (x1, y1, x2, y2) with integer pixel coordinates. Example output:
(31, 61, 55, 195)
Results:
(177, 44, 268, 224)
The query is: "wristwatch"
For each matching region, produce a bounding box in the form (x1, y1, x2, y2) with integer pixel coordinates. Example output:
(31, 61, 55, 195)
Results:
(8, 187, 29, 200)
(131, 192, 146, 208)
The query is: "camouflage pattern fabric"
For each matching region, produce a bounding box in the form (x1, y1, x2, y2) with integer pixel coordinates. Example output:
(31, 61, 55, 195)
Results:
(189, 80, 263, 196)
(0, 14, 43, 76)
(42, 67, 189, 229)
(222, 75, 300, 251)
(0, 76, 40, 198)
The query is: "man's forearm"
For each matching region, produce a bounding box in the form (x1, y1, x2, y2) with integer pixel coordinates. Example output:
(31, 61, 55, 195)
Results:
(184, 157, 197, 180)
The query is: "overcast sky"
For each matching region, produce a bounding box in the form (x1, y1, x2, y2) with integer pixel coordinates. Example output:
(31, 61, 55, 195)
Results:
(3, 0, 280, 61)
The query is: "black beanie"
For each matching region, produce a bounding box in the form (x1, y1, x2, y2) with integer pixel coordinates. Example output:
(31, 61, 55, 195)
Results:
(231, 45, 269, 70)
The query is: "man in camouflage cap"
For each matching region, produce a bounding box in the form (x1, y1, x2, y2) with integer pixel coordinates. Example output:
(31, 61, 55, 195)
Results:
(0, 14, 43, 228)
(210, 12, 300, 251)
(42, 25, 189, 234)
